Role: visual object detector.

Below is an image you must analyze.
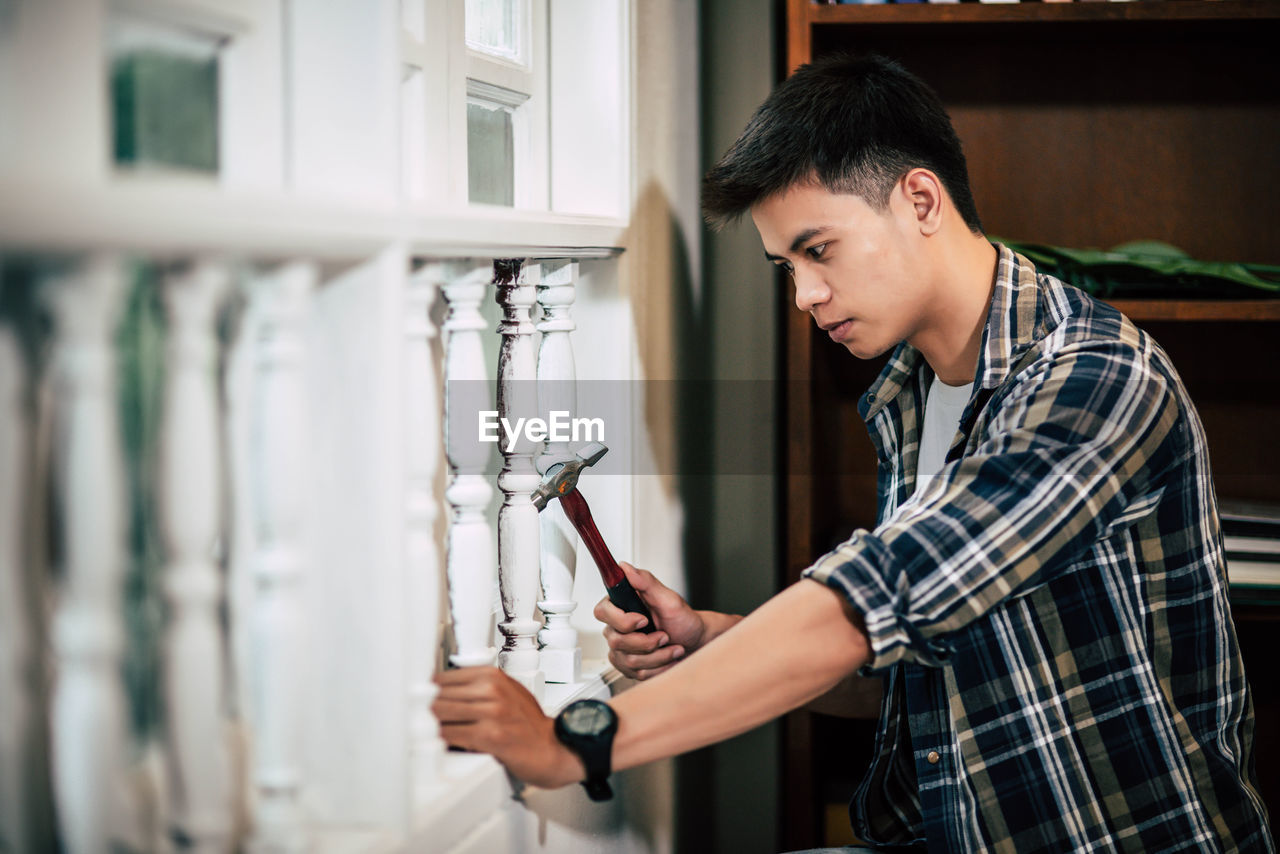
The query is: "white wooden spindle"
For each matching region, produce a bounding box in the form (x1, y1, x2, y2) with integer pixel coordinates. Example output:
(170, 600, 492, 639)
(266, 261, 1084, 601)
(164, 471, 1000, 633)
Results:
(246, 261, 315, 854)
(536, 260, 581, 684)
(157, 261, 232, 852)
(443, 265, 498, 669)
(44, 255, 132, 854)
(405, 261, 446, 800)
(495, 261, 544, 698)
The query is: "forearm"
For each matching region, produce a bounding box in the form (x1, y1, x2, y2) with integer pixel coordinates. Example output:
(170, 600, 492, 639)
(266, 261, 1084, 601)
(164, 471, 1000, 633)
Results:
(802, 671, 883, 718)
(609, 579, 869, 773)
(692, 609, 743, 647)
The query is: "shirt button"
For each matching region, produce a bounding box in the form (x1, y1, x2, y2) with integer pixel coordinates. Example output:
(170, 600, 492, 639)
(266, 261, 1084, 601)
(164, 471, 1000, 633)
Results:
(926, 751, 940, 765)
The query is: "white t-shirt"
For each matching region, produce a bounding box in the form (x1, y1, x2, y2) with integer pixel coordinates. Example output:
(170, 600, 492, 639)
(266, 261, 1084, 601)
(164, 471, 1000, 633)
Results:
(913, 374, 973, 496)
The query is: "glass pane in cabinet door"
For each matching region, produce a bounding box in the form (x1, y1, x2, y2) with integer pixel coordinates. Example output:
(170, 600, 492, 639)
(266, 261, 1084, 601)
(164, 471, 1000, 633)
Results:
(465, 0, 521, 61)
(467, 100, 515, 207)
(110, 17, 220, 174)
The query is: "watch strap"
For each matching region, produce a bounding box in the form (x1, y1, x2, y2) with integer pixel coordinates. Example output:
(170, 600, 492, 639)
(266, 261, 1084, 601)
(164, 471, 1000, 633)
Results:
(582, 777, 613, 802)
(554, 700, 617, 802)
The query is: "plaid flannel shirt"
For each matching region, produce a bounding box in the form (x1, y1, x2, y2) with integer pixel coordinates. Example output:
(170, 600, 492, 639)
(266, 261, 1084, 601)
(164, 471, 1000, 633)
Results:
(804, 245, 1273, 852)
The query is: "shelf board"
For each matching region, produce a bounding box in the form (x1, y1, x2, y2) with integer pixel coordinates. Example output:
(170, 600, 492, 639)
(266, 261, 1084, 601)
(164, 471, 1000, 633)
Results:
(1104, 298, 1280, 322)
(805, 0, 1280, 27)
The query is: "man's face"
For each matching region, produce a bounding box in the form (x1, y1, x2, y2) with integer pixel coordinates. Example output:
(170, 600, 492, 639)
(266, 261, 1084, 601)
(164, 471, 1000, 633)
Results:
(751, 181, 929, 360)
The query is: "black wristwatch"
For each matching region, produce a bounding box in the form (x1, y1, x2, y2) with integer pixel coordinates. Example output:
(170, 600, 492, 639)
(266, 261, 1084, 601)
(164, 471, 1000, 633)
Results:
(553, 699, 618, 802)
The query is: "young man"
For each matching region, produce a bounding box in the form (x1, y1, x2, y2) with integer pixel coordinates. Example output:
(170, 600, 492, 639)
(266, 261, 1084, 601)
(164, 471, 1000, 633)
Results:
(434, 55, 1273, 852)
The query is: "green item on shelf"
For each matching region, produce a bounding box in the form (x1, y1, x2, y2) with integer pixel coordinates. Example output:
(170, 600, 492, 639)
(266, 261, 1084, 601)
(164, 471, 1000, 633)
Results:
(993, 238, 1280, 299)
(112, 48, 219, 174)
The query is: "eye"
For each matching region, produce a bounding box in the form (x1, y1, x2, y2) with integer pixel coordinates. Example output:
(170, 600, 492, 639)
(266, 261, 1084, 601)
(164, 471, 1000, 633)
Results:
(773, 260, 794, 276)
(805, 242, 829, 261)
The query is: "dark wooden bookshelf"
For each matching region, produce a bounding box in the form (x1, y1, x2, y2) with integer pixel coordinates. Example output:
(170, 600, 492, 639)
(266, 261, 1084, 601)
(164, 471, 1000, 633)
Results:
(804, 0, 1280, 28)
(781, 0, 1280, 848)
(1107, 299, 1280, 322)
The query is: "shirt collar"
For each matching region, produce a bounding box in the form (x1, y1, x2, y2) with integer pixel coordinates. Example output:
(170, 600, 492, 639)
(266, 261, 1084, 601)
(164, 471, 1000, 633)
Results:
(859, 242, 1044, 422)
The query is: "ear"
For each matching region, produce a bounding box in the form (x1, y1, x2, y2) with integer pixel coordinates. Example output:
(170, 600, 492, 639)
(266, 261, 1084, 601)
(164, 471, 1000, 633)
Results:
(899, 168, 945, 236)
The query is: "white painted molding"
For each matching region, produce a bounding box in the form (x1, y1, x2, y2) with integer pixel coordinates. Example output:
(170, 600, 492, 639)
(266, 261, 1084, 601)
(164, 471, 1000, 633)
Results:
(157, 260, 233, 851)
(405, 260, 447, 801)
(495, 261, 545, 698)
(245, 260, 316, 854)
(536, 259, 581, 684)
(442, 263, 498, 669)
(0, 179, 627, 261)
(43, 254, 133, 854)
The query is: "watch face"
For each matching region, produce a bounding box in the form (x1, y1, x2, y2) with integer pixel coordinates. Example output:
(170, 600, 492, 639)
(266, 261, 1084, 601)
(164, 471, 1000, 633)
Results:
(562, 701, 615, 737)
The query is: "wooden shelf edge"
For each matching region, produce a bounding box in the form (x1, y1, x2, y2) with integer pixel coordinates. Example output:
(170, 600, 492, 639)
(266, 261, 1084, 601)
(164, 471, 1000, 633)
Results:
(802, 0, 1280, 27)
(1104, 298, 1280, 322)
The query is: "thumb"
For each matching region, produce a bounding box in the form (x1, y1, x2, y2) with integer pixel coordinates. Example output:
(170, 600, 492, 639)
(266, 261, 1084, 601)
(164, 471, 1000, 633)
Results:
(619, 562, 677, 608)
(618, 560, 658, 591)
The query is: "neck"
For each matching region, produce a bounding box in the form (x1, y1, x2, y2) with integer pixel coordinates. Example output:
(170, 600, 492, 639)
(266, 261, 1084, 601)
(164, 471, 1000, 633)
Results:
(911, 230, 997, 386)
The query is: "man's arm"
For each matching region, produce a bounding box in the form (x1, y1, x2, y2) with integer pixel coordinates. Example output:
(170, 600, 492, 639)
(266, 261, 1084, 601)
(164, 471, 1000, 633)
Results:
(593, 561, 744, 680)
(609, 578, 868, 773)
(433, 578, 869, 788)
(804, 341, 1181, 674)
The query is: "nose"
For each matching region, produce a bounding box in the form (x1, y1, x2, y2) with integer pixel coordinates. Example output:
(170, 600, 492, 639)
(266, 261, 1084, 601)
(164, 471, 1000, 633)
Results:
(793, 266, 830, 313)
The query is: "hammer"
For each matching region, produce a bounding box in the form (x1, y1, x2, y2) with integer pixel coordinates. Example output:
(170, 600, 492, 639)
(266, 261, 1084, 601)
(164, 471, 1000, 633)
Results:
(532, 442, 657, 633)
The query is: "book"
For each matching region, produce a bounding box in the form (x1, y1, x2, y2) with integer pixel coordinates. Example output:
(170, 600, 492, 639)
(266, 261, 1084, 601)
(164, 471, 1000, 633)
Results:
(1227, 558, 1280, 588)
(1219, 499, 1280, 530)
(1225, 534, 1280, 558)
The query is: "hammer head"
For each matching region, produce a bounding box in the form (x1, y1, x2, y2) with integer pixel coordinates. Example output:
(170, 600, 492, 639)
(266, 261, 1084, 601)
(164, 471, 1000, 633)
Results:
(531, 442, 608, 511)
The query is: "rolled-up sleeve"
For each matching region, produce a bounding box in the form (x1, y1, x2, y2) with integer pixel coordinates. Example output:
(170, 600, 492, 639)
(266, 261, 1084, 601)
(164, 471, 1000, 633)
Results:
(803, 340, 1181, 673)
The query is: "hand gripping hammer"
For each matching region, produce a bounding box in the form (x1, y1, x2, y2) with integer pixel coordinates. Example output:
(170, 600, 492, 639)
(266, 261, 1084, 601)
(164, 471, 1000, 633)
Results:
(531, 442, 657, 632)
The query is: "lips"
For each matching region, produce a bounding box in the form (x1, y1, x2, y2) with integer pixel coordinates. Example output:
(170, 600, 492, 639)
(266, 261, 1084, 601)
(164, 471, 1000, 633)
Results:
(823, 319, 852, 342)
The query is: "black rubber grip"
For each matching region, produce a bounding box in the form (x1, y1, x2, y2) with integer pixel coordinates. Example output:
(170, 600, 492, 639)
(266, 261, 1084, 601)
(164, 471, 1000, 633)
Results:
(606, 580, 657, 633)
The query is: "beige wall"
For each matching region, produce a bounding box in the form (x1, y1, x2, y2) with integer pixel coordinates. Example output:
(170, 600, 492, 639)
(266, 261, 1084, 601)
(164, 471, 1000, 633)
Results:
(700, 2, 784, 852)
(627, 1, 785, 852)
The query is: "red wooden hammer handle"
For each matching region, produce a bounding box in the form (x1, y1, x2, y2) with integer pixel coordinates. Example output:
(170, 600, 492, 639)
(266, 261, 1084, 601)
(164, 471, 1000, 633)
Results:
(557, 490, 657, 633)
(559, 489, 625, 587)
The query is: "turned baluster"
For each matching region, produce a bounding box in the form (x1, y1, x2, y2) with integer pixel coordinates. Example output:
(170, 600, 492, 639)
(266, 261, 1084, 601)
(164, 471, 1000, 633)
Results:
(405, 261, 447, 800)
(157, 261, 233, 852)
(494, 261, 544, 698)
(245, 261, 315, 854)
(536, 260, 581, 684)
(44, 255, 131, 854)
(442, 265, 498, 668)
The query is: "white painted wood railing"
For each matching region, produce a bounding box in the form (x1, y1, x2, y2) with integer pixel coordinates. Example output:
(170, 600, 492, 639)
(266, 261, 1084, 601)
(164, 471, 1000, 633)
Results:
(157, 260, 234, 852)
(536, 261, 582, 684)
(495, 261, 546, 699)
(442, 264, 499, 672)
(246, 261, 316, 853)
(0, 251, 600, 851)
(405, 261, 447, 804)
(44, 256, 133, 854)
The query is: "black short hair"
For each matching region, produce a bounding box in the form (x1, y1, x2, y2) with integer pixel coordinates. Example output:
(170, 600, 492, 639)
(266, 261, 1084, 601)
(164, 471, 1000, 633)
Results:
(703, 53, 983, 233)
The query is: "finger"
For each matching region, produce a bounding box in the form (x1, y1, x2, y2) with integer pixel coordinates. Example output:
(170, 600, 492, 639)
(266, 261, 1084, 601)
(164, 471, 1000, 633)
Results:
(431, 698, 497, 723)
(603, 627, 669, 654)
(618, 561, 657, 591)
(631, 660, 679, 681)
(435, 665, 503, 687)
(610, 644, 685, 674)
(618, 563, 680, 613)
(434, 672, 505, 702)
(594, 596, 649, 632)
(439, 721, 483, 751)
(593, 596, 623, 625)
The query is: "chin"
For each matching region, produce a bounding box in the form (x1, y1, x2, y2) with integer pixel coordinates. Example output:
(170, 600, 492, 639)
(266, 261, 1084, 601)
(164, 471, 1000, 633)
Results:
(842, 339, 889, 360)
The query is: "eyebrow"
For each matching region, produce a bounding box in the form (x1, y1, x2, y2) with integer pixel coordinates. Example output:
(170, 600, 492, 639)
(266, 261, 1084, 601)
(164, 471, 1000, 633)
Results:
(763, 226, 832, 262)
